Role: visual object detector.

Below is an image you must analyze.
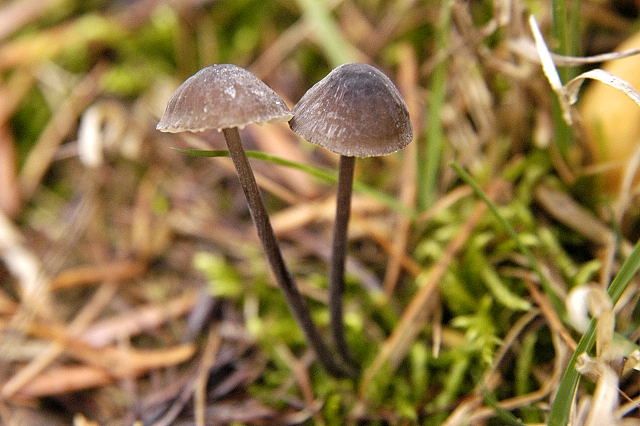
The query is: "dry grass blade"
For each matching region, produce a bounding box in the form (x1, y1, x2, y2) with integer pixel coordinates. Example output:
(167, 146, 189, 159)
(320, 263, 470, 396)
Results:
(510, 37, 640, 66)
(0, 126, 21, 217)
(566, 68, 640, 106)
(50, 259, 147, 291)
(194, 328, 221, 426)
(15, 365, 113, 398)
(528, 15, 573, 125)
(524, 277, 577, 351)
(77, 100, 128, 168)
(382, 44, 419, 297)
(0, 69, 34, 124)
(534, 184, 613, 247)
(0, 210, 49, 311)
(274, 345, 321, 415)
(80, 291, 198, 347)
(270, 194, 385, 236)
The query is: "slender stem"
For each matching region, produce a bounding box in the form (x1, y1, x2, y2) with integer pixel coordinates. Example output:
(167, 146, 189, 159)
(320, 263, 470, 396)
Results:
(329, 155, 358, 369)
(222, 127, 353, 378)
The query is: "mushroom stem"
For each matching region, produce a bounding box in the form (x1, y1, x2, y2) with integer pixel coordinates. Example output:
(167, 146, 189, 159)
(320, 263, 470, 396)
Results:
(329, 155, 358, 369)
(222, 127, 353, 378)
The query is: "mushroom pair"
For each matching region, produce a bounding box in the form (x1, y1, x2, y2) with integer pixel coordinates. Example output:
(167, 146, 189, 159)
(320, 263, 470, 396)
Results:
(290, 64, 413, 367)
(157, 63, 412, 377)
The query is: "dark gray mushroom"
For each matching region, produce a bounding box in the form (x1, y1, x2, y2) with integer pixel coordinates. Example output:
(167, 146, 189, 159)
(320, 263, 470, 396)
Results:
(158, 64, 353, 378)
(290, 63, 413, 368)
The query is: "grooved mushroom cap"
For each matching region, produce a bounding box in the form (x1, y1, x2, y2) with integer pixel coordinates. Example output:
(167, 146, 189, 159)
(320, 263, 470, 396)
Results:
(157, 64, 293, 133)
(290, 63, 412, 157)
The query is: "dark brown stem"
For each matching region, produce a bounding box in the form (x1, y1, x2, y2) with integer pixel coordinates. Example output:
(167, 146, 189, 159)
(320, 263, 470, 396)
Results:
(222, 127, 353, 378)
(329, 155, 358, 369)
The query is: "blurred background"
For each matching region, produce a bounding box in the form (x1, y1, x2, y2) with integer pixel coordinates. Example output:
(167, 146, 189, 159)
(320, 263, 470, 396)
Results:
(1, 0, 640, 424)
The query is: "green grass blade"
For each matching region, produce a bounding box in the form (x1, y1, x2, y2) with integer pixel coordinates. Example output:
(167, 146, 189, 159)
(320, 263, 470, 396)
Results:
(420, 0, 452, 211)
(552, 0, 581, 81)
(548, 322, 596, 426)
(175, 148, 415, 218)
(293, 0, 359, 66)
(178, 147, 335, 180)
(550, 0, 581, 156)
(607, 241, 640, 301)
(549, 240, 640, 426)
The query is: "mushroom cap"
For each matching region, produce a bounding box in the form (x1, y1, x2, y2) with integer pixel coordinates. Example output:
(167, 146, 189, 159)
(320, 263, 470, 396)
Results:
(157, 64, 293, 133)
(290, 63, 412, 157)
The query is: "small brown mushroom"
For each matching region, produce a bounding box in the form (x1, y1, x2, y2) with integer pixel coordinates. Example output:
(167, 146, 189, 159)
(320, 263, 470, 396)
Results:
(157, 64, 353, 378)
(290, 63, 413, 368)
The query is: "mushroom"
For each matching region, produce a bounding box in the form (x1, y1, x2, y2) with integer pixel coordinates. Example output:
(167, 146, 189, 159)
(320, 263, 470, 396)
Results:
(290, 63, 413, 368)
(157, 64, 353, 378)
